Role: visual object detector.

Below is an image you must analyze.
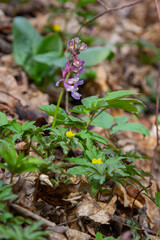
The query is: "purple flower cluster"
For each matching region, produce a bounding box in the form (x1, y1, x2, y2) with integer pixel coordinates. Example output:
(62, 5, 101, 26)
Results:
(56, 37, 87, 100)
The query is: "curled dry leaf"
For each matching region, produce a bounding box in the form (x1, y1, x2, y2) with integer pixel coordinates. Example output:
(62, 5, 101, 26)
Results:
(39, 174, 53, 187)
(125, 184, 146, 205)
(50, 232, 67, 240)
(76, 195, 117, 224)
(66, 228, 90, 240)
(114, 185, 143, 208)
(0, 66, 24, 108)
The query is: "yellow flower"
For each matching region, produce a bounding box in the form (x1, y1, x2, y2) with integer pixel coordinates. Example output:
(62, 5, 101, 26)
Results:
(66, 131, 75, 138)
(92, 158, 103, 165)
(52, 24, 61, 32)
(92, 158, 97, 164)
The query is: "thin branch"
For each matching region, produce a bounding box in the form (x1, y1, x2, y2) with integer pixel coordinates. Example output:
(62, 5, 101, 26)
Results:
(130, 182, 152, 218)
(11, 203, 68, 233)
(75, 0, 144, 36)
(97, 0, 108, 10)
(150, 1, 160, 183)
(155, 0, 160, 21)
(150, 65, 160, 179)
(25, 139, 45, 159)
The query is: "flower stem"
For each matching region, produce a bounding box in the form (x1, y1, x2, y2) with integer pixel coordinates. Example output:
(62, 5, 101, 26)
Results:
(52, 89, 64, 128)
(52, 71, 71, 128)
(86, 112, 96, 129)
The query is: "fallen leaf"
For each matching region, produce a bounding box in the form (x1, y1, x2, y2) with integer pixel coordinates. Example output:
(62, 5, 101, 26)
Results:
(76, 195, 117, 224)
(66, 228, 90, 240)
(36, 182, 80, 206)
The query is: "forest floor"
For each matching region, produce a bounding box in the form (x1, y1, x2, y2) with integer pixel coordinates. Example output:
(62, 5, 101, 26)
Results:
(0, 0, 160, 239)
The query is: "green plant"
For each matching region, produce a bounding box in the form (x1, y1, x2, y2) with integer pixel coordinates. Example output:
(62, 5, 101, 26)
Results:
(96, 232, 119, 240)
(0, 181, 49, 240)
(0, 140, 49, 182)
(38, 88, 150, 193)
(1, 36, 151, 197)
(13, 16, 113, 87)
(0, 36, 154, 238)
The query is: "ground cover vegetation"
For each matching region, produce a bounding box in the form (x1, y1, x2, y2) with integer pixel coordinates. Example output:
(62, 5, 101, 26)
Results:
(0, 0, 160, 239)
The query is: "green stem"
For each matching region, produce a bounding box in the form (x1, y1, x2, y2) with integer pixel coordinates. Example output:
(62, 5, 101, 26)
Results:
(86, 108, 106, 129)
(52, 71, 71, 128)
(86, 112, 95, 129)
(155, 221, 160, 240)
(52, 89, 65, 128)
(94, 108, 106, 119)
(25, 139, 44, 159)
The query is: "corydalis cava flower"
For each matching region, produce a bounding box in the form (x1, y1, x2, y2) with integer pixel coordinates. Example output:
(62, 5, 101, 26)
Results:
(56, 37, 87, 100)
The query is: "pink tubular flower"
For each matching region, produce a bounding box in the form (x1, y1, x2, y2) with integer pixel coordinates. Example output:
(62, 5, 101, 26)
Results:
(56, 37, 87, 100)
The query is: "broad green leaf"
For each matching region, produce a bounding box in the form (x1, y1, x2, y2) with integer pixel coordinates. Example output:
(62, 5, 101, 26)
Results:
(90, 111, 114, 128)
(114, 116, 128, 125)
(36, 33, 63, 54)
(0, 112, 8, 127)
(104, 90, 138, 101)
(34, 52, 62, 65)
(13, 17, 42, 65)
(25, 56, 52, 84)
(82, 95, 98, 108)
(107, 100, 138, 115)
(112, 122, 150, 136)
(39, 104, 67, 119)
(79, 47, 113, 66)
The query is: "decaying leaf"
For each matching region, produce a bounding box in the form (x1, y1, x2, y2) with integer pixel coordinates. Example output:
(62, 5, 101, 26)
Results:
(76, 195, 117, 224)
(39, 174, 53, 187)
(66, 228, 90, 240)
(36, 182, 80, 206)
(114, 184, 144, 208)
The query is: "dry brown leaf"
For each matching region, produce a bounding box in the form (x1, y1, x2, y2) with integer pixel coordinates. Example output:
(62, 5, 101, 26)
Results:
(86, 225, 96, 237)
(76, 195, 116, 224)
(0, 66, 24, 108)
(39, 174, 53, 187)
(114, 185, 143, 208)
(24, 84, 48, 108)
(50, 232, 67, 240)
(66, 228, 90, 240)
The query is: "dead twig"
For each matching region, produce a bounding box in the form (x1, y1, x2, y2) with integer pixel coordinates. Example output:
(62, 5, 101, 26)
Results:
(150, 65, 160, 183)
(0, 89, 21, 103)
(11, 203, 68, 233)
(155, 0, 160, 21)
(75, 0, 144, 36)
(150, 1, 160, 192)
(97, 0, 108, 10)
(130, 182, 152, 218)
